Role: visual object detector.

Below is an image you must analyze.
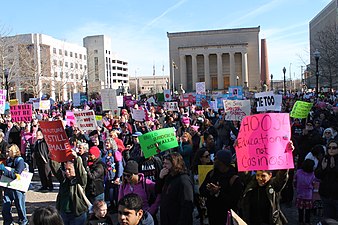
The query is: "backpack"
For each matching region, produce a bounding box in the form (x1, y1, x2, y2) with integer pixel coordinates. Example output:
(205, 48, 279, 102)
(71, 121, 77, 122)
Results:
(14, 156, 30, 172)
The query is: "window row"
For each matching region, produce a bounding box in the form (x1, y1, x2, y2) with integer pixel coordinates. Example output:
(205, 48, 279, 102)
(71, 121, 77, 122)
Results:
(52, 48, 86, 60)
(53, 60, 87, 70)
(53, 72, 82, 80)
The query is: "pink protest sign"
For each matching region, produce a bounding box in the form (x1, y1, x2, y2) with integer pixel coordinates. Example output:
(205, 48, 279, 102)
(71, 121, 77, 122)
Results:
(10, 104, 33, 122)
(66, 111, 76, 126)
(235, 113, 294, 172)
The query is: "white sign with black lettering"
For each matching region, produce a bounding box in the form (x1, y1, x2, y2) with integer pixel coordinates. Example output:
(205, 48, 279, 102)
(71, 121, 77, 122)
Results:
(255, 91, 282, 112)
(164, 102, 179, 111)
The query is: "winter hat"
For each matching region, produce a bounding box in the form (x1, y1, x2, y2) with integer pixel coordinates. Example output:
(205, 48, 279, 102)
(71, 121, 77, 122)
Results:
(216, 150, 232, 165)
(124, 160, 139, 174)
(89, 146, 101, 158)
(191, 126, 199, 132)
(181, 117, 190, 125)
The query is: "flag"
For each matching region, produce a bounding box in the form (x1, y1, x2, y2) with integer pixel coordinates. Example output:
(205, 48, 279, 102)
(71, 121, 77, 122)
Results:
(164, 89, 172, 101)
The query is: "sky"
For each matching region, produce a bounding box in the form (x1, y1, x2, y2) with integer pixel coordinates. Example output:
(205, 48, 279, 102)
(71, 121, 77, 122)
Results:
(0, 0, 332, 81)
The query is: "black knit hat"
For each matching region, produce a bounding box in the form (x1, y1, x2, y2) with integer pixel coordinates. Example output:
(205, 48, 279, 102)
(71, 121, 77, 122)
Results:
(124, 160, 139, 174)
(216, 150, 232, 165)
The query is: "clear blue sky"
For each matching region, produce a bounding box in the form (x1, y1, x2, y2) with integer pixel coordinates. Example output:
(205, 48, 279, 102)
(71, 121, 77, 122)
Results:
(0, 0, 332, 81)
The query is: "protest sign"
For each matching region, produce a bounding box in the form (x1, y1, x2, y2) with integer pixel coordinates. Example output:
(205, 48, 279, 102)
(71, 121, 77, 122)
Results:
(255, 91, 282, 112)
(228, 86, 243, 100)
(164, 89, 172, 101)
(39, 120, 74, 162)
(138, 128, 178, 158)
(73, 93, 81, 106)
(235, 113, 293, 171)
(223, 100, 251, 121)
(66, 111, 76, 126)
(231, 209, 247, 225)
(116, 95, 124, 107)
(196, 82, 206, 95)
(164, 102, 178, 111)
(0, 168, 33, 192)
(10, 104, 32, 122)
(0, 89, 6, 114)
(39, 100, 50, 111)
(73, 110, 97, 131)
(101, 89, 118, 111)
(132, 109, 146, 122)
(9, 99, 19, 106)
(198, 165, 213, 186)
(290, 101, 313, 118)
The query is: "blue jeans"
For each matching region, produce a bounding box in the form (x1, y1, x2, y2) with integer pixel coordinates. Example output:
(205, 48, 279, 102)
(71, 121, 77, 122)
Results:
(2, 189, 28, 225)
(322, 197, 338, 220)
(60, 211, 87, 225)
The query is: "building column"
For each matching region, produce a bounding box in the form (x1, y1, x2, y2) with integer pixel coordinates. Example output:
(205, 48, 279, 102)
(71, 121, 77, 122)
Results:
(217, 53, 224, 90)
(51, 79, 56, 100)
(192, 54, 197, 91)
(204, 53, 210, 90)
(229, 52, 235, 86)
(63, 85, 68, 101)
(180, 54, 187, 90)
(242, 52, 249, 87)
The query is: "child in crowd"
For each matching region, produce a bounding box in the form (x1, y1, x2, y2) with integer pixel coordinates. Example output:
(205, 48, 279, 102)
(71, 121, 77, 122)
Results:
(86, 200, 114, 225)
(294, 159, 316, 225)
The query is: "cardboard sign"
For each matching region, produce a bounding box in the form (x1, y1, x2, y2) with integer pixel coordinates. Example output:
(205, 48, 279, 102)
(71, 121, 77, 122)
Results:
(235, 113, 294, 171)
(228, 86, 243, 100)
(73, 110, 97, 131)
(290, 101, 313, 118)
(255, 91, 282, 112)
(39, 120, 74, 163)
(164, 102, 178, 111)
(10, 104, 33, 122)
(66, 111, 76, 127)
(138, 128, 178, 158)
(198, 165, 214, 187)
(196, 82, 206, 95)
(73, 93, 81, 107)
(9, 99, 19, 106)
(39, 100, 50, 111)
(223, 100, 251, 121)
(0, 168, 33, 192)
(0, 89, 7, 114)
(101, 89, 118, 111)
(116, 96, 124, 107)
(132, 109, 146, 122)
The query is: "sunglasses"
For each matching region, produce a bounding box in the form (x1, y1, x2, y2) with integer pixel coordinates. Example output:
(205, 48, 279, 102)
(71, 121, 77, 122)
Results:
(328, 146, 338, 150)
(202, 154, 210, 158)
(123, 173, 133, 178)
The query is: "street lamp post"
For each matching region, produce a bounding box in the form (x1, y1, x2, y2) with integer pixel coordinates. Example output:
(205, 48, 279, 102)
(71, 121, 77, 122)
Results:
(283, 67, 286, 96)
(85, 76, 88, 101)
(4, 68, 9, 101)
(270, 74, 273, 91)
(236, 75, 239, 86)
(314, 49, 320, 97)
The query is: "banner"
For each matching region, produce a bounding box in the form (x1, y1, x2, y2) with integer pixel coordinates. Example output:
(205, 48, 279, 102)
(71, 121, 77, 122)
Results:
(66, 111, 76, 127)
(255, 91, 282, 112)
(0, 89, 6, 114)
(223, 100, 251, 121)
(10, 104, 33, 122)
(138, 128, 178, 158)
(196, 82, 206, 95)
(290, 101, 313, 118)
(164, 89, 172, 101)
(73, 110, 97, 131)
(235, 113, 294, 171)
(0, 168, 33, 192)
(39, 120, 74, 163)
(39, 100, 50, 111)
(101, 89, 118, 111)
(132, 109, 146, 122)
(164, 102, 178, 111)
(198, 165, 213, 187)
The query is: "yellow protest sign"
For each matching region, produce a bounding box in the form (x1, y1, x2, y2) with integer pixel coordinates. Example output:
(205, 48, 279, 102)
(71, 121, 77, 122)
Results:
(290, 101, 313, 118)
(95, 115, 102, 121)
(198, 165, 213, 187)
(9, 99, 19, 106)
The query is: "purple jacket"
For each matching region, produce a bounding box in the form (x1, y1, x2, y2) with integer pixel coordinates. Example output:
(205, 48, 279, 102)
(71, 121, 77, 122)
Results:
(294, 169, 315, 200)
(118, 173, 160, 215)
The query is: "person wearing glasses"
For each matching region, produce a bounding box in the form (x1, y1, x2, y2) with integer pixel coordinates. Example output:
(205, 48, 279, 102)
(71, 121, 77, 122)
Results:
(118, 160, 160, 223)
(315, 140, 338, 220)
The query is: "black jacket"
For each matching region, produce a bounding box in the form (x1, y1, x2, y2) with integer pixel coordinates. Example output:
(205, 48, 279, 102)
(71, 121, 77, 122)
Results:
(85, 158, 105, 199)
(157, 172, 194, 225)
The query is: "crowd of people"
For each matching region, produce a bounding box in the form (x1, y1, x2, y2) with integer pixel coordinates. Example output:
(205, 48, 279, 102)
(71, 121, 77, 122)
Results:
(0, 91, 338, 225)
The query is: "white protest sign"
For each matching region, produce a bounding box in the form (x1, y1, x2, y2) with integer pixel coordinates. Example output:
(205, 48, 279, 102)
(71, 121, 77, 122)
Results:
(116, 96, 124, 107)
(132, 109, 146, 122)
(39, 100, 50, 111)
(196, 82, 206, 95)
(223, 100, 251, 121)
(73, 93, 81, 107)
(0, 167, 33, 192)
(255, 91, 282, 112)
(73, 110, 97, 131)
(147, 97, 156, 105)
(0, 89, 7, 114)
(164, 102, 179, 111)
(164, 89, 172, 101)
(101, 89, 118, 111)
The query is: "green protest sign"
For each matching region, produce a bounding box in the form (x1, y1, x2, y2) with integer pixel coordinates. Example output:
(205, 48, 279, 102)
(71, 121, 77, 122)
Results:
(290, 101, 313, 118)
(138, 128, 178, 158)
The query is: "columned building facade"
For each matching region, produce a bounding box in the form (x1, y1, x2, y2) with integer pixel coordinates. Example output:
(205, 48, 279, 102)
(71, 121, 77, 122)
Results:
(168, 27, 260, 92)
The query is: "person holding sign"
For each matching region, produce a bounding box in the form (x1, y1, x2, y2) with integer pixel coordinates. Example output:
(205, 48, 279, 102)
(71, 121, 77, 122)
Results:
(0, 144, 28, 225)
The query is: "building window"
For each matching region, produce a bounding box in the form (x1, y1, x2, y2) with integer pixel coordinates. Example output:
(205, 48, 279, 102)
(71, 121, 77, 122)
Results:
(80, 64, 83, 69)
(60, 72, 63, 79)
(94, 50, 98, 54)
(54, 72, 58, 78)
(94, 57, 99, 81)
(53, 48, 56, 54)
(70, 52, 73, 57)
(65, 62, 68, 67)
(84, 55, 87, 60)
(75, 63, 78, 69)
(70, 63, 73, 68)
(70, 73, 74, 79)
(65, 50, 68, 56)
(53, 60, 57, 66)
(76, 74, 79, 79)
(59, 49, 62, 55)
(59, 61, 63, 66)
(75, 53, 77, 58)
(79, 54, 82, 59)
